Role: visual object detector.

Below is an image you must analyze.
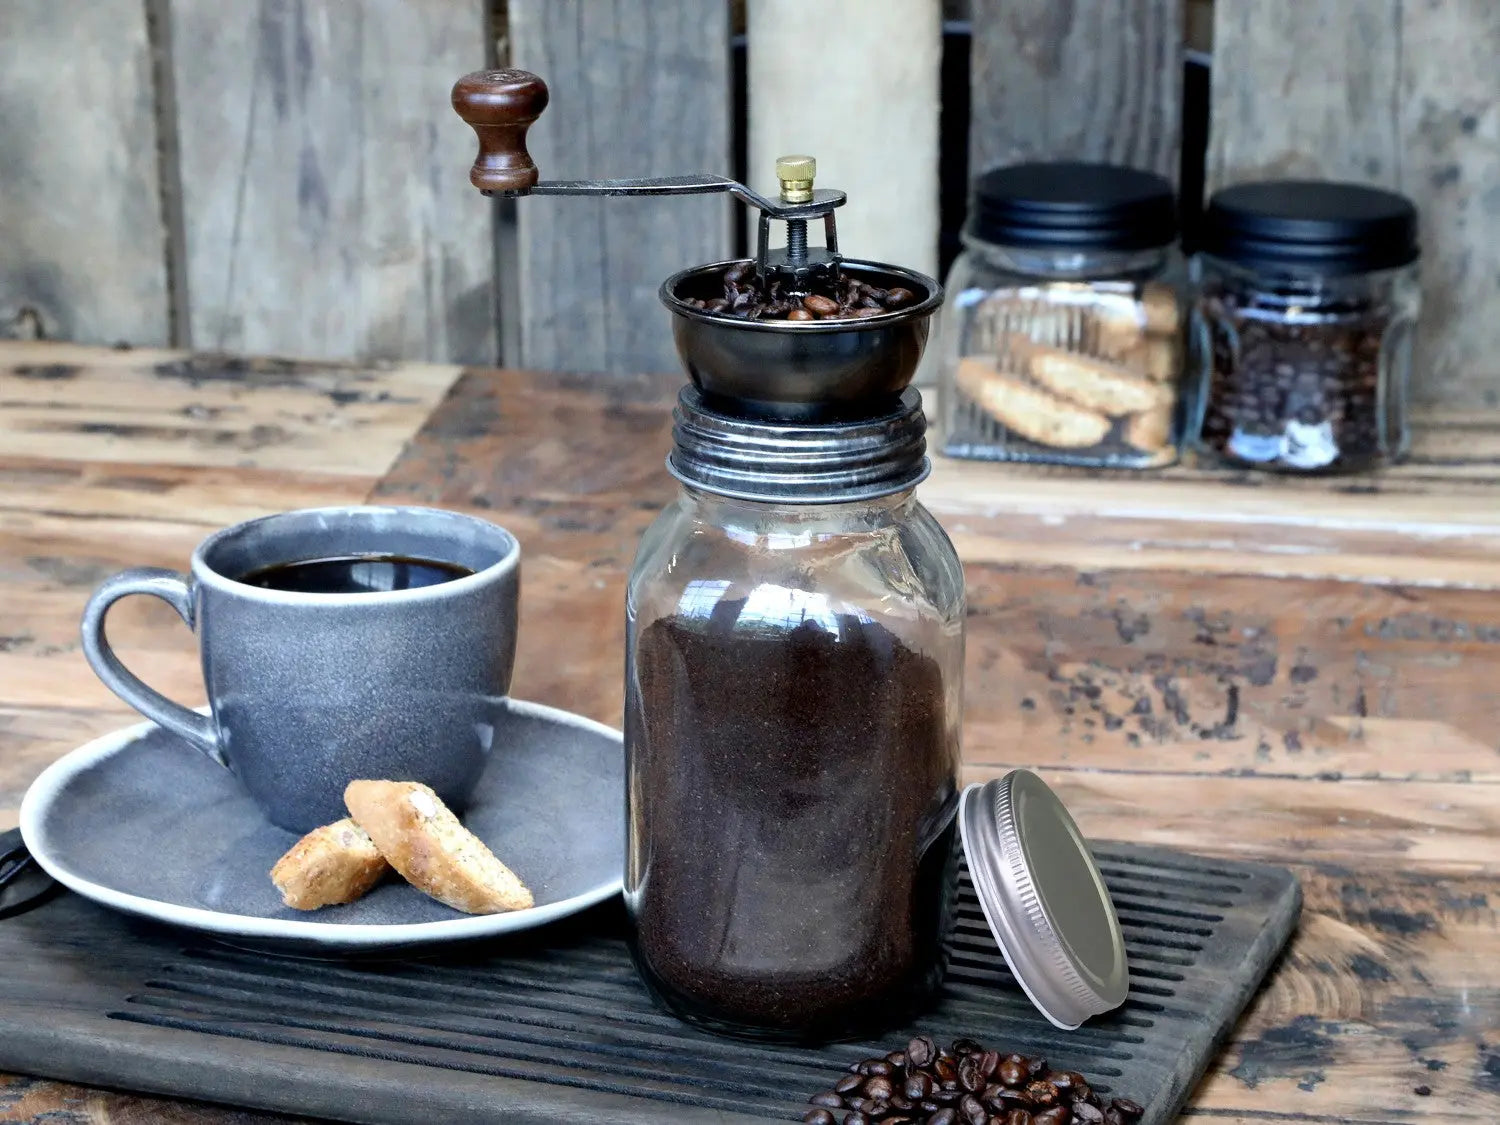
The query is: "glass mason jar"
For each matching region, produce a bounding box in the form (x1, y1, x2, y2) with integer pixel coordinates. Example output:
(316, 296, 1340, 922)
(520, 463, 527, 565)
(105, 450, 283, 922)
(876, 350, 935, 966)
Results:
(624, 389, 965, 1042)
(1190, 180, 1421, 473)
(940, 161, 1188, 468)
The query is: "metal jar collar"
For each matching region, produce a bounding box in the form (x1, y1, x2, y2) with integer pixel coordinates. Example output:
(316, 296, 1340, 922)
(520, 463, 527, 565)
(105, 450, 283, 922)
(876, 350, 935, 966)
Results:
(666, 386, 930, 504)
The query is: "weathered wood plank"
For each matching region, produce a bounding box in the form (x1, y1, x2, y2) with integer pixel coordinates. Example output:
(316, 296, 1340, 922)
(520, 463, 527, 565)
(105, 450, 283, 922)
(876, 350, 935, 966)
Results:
(0, 0, 171, 346)
(969, 0, 1185, 178)
(170, 0, 494, 364)
(1210, 0, 1500, 408)
(0, 344, 460, 476)
(747, 0, 942, 278)
(507, 0, 731, 375)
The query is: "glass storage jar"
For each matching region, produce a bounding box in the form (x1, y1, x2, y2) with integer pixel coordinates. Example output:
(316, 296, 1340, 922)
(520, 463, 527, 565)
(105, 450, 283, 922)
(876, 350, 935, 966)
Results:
(1190, 180, 1421, 473)
(940, 161, 1187, 468)
(624, 388, 965, 1042)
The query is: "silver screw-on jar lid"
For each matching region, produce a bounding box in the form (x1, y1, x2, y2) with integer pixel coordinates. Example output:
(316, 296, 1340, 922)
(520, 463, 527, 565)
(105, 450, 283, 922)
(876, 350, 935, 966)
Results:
(959, 770, 1130, 1029)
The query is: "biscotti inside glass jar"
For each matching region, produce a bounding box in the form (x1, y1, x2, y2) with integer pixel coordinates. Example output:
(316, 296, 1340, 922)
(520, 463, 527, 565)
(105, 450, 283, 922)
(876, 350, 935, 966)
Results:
(939, 161, 1187, 468)
(1190, 180, 1421, 473)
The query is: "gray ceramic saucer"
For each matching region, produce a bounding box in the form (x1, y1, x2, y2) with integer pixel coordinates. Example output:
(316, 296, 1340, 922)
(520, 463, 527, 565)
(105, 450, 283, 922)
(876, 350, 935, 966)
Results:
(19, 699, 623, 951)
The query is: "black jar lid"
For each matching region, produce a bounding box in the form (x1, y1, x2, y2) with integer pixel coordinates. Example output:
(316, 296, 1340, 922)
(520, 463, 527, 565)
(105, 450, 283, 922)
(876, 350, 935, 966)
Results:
(966, 161, 1177, 252)
(1203, 180, 1419, 273)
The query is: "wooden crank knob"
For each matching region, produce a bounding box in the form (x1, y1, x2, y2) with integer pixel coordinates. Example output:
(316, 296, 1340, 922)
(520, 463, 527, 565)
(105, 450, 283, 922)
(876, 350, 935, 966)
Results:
(451, 68, 549, 192)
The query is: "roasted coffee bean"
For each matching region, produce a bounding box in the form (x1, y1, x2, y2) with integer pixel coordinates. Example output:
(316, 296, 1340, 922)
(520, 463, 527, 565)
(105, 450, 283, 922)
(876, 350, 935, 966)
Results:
(1004, 1111, 1033, 1125)
(864, 1060, 893, 1078)
(811, 1091, 846, 1108)
(851, 306, 887, 318)
(837, 1074, 865, 1095)
(1073, 1100, 1104, 1123)
(1033, 1109, 1071, 1125)
(890, 1093, 914, 1111)
(940, 1080, 959, 1093)
(927, 1110, 957, 1125)
(997, 1059, 1028, 1088)
(865, 1077, 895, 1100)
(847, 1097, 876, 1113)
(976, 1051, 1000, 1080)
(724, 261, 752, 285)
(958, 1094, 989, 1125)
(1103, 1109, 1124, 1125)
(933, 1087, 960, 1104)
(919, 1101, 941, 1114)
(907, 1036, 936, 1068)
(804, 294, 841, 318)
(804, 1111, 837, 1125)
(906, 1073, 935, 1099)
(1110, 1098, 1144, 1119)
(843, 1113, 870, 1125)
(958, 1056, 985, 1093)
(1071, 1085, 1095, 1105)
(1025, 1080, 1059, 1106)
(1026, 1058, 1048, 1077)
(934, 1057, 957, 1082)
(885, 286, 915, 307)
(1049, 1072, 1078, 1092)
(887, 1051, 909, 1068)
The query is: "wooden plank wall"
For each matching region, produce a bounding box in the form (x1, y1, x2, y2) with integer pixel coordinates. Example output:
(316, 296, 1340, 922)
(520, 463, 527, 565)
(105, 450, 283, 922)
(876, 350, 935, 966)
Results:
(968, 0, 1186, 180)
(0, 0, 493, 365)
(170, 0, 495, 364)
(0, 0, 172, 347)
(507, 0, 731, 376)
(1211, 1, 1500, 407)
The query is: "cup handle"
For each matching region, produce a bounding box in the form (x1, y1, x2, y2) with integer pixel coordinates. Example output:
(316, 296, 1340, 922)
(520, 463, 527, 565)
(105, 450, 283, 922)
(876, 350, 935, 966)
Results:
(79, 568, 226, 768)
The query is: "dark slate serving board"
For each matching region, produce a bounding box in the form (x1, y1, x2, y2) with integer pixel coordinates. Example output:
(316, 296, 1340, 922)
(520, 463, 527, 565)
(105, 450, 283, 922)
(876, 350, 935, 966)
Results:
(0, 843, 1299, 1124)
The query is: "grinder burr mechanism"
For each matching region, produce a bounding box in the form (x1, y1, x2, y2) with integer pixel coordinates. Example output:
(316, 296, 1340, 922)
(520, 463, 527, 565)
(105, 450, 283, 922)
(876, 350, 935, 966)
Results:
(451, 68, 942, 420)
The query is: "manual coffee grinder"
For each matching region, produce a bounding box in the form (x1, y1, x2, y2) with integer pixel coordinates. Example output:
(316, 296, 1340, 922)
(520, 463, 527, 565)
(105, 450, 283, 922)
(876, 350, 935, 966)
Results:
(453, 70, 1126, 1044)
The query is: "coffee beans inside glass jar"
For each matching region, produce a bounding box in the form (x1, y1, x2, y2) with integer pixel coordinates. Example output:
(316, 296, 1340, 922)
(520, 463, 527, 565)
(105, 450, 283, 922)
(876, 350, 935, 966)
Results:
(1190, 180, 1421, 473)
(801, 1035, 1144, 1125)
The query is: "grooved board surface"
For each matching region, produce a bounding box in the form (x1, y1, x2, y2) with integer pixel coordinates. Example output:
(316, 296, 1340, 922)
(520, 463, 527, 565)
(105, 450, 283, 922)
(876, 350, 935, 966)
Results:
(0, 845, 1299, 1125)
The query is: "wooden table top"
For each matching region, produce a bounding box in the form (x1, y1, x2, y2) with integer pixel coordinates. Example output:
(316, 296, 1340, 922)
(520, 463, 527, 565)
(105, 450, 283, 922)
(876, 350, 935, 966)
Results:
(1, 341, 1496, 1123)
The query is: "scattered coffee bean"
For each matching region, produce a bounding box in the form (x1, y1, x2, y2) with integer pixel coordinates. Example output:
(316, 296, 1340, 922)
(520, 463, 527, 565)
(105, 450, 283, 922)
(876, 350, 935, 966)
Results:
(802, 1038, 1125, 1125)
(1414, 1084, 1432, 1097)
(843, 1112, 870, 1125)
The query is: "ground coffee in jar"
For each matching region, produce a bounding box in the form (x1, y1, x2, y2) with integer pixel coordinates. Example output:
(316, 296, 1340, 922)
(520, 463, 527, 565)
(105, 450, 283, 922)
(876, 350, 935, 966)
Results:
(630, 606, 957, 1038)
(623, 389, 966, 1043)
(1191, 180, 1420, 473)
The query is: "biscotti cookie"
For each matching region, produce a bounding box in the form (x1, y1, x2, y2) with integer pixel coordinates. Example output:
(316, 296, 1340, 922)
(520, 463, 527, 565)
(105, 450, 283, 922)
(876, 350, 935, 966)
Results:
(344, 780, 534, 915)
(955, 356, 1111, 449)
(270, 818, 389, 910)
(1125, 403, 1174, 454)
(1118, 335, 1179, 383)
(1010, 336, 1167, 416)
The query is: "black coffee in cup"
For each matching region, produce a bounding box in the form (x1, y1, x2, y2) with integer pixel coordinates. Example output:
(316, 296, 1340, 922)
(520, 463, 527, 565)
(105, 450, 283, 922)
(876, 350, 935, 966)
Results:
(240, 554, 474, 594)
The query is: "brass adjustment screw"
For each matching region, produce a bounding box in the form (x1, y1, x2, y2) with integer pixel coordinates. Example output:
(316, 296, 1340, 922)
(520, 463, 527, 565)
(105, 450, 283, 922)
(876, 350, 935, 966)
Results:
(776, 155, 816, 203)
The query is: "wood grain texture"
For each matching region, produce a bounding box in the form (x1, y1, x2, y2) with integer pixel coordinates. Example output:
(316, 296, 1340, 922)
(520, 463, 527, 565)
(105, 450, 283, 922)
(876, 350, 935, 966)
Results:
(170, 0, 494, 364)
(1, 341, 1498, 1122)
(968, 0, 1185, 178)
(0, 0, 171, 346)
(0, 343, 460, 476)
(507, 0, 731, 375)
(1210, 0, 1500, 407)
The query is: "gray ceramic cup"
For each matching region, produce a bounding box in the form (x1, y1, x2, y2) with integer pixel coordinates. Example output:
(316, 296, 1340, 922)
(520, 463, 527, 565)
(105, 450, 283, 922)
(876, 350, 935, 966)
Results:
(80, 506, 520, 833)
